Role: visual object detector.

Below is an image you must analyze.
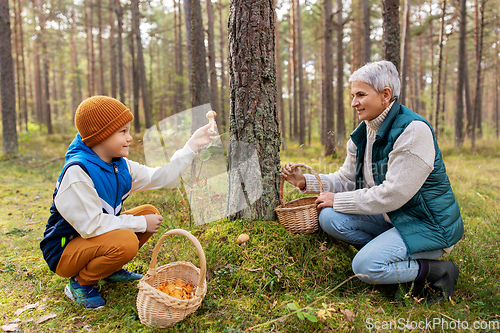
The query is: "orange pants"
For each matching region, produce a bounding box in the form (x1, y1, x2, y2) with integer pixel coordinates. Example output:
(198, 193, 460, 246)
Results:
(55, 204, 158, 285)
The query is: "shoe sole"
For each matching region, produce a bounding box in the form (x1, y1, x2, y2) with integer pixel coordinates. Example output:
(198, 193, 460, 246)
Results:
(64, 284, 104, 310)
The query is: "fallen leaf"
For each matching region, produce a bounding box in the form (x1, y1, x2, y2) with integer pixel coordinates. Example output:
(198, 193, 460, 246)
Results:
(1, 323, 20, 332)
(14, 302, 39, 316)
(340, 309, 355, 322)
(413, 297, 425, 303)
(319, 242, 328, 252)
(36, 313, 56, 324)
(274, 269, 282, 279)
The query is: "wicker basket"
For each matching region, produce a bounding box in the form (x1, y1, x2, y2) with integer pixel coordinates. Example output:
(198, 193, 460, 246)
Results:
(136, 229, 207, 328)
(275, 164, 324, 234)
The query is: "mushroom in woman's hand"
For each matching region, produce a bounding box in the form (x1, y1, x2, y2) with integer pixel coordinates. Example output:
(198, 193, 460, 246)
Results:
(206, 110, 217, 134)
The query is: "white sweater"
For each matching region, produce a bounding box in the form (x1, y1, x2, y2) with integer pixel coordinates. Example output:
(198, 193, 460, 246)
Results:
(303, 102, 436, 220)
(54, 144, 196, 239)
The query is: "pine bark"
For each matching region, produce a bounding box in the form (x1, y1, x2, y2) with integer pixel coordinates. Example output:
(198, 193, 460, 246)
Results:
(97, 0, 105, 95)
(336, 0, 345, 145)
(131, 0, 152, 128)
(362, 0, 370, 63)
(454, 0, 466, 148)
(324, 0, 335, 155)
(219, 1, 227, 132)
(114, 0, 125, 103)
(382, 0, 400, 71)
(227, 0, 281, 220)
(291, 0, 298, 140)
(275, 0, 285, 150)
(471, 0, 485, 148)
(206, 0, 220, 122)
(0, 0, 19, 154)
(433, 0, 446, 138)
(296, 0, 305, 145)
(190, 0, 210, 112)
(400, 0, 410, 105)
(109, 0, 116, 98)
(184, 0, 192, 93)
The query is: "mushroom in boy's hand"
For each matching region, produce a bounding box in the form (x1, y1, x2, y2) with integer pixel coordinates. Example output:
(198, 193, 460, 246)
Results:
(237, 233, 249, 246)
(206, 110, 217, 134)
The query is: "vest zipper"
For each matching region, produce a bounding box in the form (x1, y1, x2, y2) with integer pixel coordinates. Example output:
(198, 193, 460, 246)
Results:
(113, 163, 119, 215)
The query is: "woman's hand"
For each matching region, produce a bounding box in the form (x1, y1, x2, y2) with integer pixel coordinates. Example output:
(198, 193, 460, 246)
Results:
(145, 214, 163, 233)
(280, 163, 306, 190)
(187, 122, 217, 152)
(315, 192, 335, 209)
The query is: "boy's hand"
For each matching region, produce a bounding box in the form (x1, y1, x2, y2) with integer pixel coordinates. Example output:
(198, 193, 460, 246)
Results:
(145, 214, 163, 233)
(187, 123, 217, 152)
(280, 163, 306, 190)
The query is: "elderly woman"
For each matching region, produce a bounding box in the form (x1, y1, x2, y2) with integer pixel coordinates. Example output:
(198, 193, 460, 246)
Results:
(281, 61, 463, 303)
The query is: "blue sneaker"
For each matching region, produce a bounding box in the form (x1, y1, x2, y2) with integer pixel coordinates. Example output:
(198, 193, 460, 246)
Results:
(64, 277, 105, 309)
(103, 269, 143, 283)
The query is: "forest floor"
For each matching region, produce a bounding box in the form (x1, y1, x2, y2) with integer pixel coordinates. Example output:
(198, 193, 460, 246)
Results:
(0, 130, 499, 332)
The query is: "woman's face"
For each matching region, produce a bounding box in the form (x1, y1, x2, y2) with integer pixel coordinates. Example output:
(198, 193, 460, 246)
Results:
(350, 81, 391, 121)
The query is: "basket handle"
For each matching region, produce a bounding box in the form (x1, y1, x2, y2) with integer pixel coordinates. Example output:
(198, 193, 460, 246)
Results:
(147, 229, 207, 295)
(279, 164, 324, 207)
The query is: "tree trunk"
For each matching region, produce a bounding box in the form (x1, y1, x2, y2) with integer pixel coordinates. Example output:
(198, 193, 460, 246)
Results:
(324, 0, 335, 155)
(109, 0, 116, 98)
(219, 1, 227, 132)
(454, 0, 466, 148)
(177, 0, 184, 114)
(351, 0, 363, 72)
(174, 0, 180, 114)
(97, 0, 105, 95)
(39, 1, 53, 134)
(129, 33, 140, 131)
(428, 3, 434, 122)
(184, 0, 193, 94)
(496, 9, 499, 139)
(296, 0, 305, 145)
(336, 0, 345, 145)
(291, 0, 298, 140)
(382, 0, 400, 71)
(131, 0, 152, 128)
(400, 0, 410, 105)
(206, 0, 220, 125)
(471, 0, 485, 148)
(15, 0, 28, 130)
(362, 0, 370, 64)
(228, 0, 281, 220)
(275, 0, 285, 150)
(88, 0, 95, 96)
(71, 4, 78, 113)
(0, 0, 19, 154)
(433, 0, 446, 138)
(190, 0, 210, 113)
(114, 0, 125, 103)
(287, 28, 293, 140)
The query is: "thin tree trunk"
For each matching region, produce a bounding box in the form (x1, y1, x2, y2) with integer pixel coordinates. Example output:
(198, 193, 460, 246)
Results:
(352, 0, 363, 72)
(0, 0, 19, 153)
(190, 0, 210, 112)
(131, 0, 152, 128)
(296, 0, 305, 145)
(114, 0, 125, 103)
(71, 3, 78, 113)
(324, 0, 335, 155)
(97, 0, 105, 95)
(109, 0, 116, 98)
(464, 47, 472, 138)
(362, 0, 370, 64)
(228, 0, 280, 220)
(336, 0, 345, 145)
(206, 0, 220, 127)
(428, 2, 434, 122)
(177, 0, 185, 114)
(174, 0, 180, 115)
(454, 0, 466, 148)
(129, 33, 140, 131)
(16, 0, 28, 130)
(433, 0, 446, 138)
(219, 0, 227, 132)
(275, 0, 285, 150)
(291, 0, 298, 140)
(496, 8, 499, 139)
(184, 0, 192, 94)
(319, 39, 325, 145)
(287, 31, 293, 140)
(88, 0, 95, 96)
(382, 0, 400, 71)
(400, 0, 410, 105)
(471, 0, 485, 148)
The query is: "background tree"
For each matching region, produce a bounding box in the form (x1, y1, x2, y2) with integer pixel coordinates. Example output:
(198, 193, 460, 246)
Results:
(206, 0, 220, 125)
(382, 0, 400, 71)
(227, 0, 281, 220)
(455, 0, 466, 148)
(324, 0, 335, 156)
(1, 0, 19, 154)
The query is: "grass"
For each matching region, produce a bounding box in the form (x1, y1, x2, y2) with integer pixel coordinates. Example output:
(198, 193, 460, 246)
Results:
(0, 130, 499, 332)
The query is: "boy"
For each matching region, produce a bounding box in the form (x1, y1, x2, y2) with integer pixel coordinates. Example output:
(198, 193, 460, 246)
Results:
(40, 96, 215, 309)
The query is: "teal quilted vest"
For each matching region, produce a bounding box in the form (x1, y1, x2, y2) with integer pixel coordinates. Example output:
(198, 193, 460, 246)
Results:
(350, 101, 463, 255)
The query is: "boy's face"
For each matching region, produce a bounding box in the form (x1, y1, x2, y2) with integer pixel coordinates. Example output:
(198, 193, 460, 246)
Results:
(93, 122, 133, 163)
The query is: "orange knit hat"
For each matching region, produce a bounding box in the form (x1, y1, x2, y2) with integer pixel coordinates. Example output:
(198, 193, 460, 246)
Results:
(75, 96, 134, 147)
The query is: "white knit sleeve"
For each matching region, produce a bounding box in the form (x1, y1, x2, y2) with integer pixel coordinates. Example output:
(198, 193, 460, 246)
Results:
(333, 121, 435, 214)
(303, 139, 357, 194)
(54, 165, 147, 239)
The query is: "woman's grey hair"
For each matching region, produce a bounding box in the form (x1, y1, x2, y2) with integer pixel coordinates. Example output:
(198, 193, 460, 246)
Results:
(349, 60, 400, 100)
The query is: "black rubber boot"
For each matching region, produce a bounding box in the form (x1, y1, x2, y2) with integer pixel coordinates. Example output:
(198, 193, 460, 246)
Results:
(415, 259, 459, 304)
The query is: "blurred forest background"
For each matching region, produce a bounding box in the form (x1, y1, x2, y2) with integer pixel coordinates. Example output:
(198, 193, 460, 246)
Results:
(0, 0, 499, 155)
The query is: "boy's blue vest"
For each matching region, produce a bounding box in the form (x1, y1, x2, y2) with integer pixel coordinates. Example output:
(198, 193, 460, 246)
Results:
(40, 134, 132, 272)
(350, 101, 463, 255)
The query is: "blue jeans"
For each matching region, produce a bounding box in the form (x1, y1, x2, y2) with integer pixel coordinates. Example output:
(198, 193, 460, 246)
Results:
(319, 208, 444, 284)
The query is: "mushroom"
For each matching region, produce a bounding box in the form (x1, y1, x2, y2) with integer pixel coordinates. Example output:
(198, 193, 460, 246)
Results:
(206, 110, 217, 134)
(237, 233, 249, 246)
